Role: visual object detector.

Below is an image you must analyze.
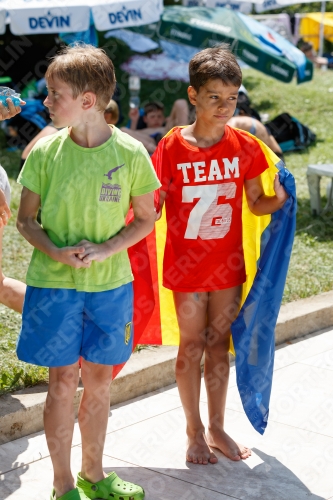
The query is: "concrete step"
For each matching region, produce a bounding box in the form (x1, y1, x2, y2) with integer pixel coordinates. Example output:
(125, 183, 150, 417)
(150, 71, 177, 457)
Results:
(1, 290, 333, 445)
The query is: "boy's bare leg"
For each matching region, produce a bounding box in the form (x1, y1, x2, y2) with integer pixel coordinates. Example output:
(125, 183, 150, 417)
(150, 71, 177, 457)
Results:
(0, 227, 26, 313)
(165, 99, 189, 132)
(79, 359, 113, 483)
(44, 363, 80, 497)
(205, 286, 251, 461)
(174, 291, 218, 465)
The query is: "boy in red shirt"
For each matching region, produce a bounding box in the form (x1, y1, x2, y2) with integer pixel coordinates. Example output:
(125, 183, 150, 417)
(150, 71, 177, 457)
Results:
(152, 45, 288, 465)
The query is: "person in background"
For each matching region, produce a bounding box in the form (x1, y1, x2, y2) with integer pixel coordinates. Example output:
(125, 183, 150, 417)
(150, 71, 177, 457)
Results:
(235, 89, 261, 121)
(20, 124, 57, 170)
(129, 100, 189, 132)
(129, 101, 165, 131)
(104, 99, 119, 125)
(122, 99, 190, 154)
(300, 42, 328, 69)
(0, 97, 26, 312)
(227, 115, 284, 161)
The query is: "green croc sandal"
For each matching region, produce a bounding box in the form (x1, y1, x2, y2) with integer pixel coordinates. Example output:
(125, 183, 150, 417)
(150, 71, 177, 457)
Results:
(50, 487, 83, 500)
(76, 472, 145, 500)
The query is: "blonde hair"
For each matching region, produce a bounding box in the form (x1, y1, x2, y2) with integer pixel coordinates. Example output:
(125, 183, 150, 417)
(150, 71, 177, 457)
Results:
(45, 44, 116, 111)
(104, 99, 119, 123)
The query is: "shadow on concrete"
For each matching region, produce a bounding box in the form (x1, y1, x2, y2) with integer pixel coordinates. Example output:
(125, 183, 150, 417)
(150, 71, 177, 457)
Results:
(0, 448, 325, 500)
(104, 448, 326, 500)
(0, 434, 29, 500)
(0, 384, 50, 499)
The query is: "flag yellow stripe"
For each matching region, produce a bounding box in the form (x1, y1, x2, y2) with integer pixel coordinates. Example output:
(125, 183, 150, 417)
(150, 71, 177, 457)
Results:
(156, 212, 180, 345)
(239, 132, 280, 306)
(232, 134, 279, 353)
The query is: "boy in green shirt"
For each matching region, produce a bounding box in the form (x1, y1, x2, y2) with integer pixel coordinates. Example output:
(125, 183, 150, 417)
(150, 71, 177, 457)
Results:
(16, 44, 160, 500)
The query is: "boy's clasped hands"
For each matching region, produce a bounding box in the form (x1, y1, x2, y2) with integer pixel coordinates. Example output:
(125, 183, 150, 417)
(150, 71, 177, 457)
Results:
(54, 240, 111, 268)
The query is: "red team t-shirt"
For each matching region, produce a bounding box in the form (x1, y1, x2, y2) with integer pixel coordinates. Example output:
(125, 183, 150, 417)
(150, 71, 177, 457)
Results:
(152, 126, 269, 292)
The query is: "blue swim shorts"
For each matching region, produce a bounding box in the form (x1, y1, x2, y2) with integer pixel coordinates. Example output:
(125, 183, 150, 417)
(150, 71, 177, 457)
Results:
(16, 283, 134, 367)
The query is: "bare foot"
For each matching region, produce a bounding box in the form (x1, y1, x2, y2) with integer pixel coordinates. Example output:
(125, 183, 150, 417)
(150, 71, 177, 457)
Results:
(206, 428, 251, 461)
(186, 428, 218, 465)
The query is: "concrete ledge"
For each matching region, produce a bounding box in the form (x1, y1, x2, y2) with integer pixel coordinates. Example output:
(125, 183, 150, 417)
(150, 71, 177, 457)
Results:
(0, 347, 180, 445)
(1, 291, 333, 445)
(275, 290, 333, 344)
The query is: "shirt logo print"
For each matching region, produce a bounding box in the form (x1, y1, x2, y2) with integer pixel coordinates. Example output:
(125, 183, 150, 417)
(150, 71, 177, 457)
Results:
(99, 164, 124, 203)
(99, 183, 121, 202)
(104, 164, 125, 180)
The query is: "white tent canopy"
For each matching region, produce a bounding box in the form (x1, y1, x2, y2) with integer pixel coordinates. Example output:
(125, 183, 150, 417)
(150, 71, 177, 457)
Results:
(0, 0, 163, 35)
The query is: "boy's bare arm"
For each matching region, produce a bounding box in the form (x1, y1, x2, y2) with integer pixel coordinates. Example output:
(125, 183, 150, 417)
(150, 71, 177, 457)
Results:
(129, 108, 140, 131)
(120, 128, 157, 154)
(138, 127, 166, 136)
(245, 173, 288, 216)
(21, 125, 56, 161)
(76, 191, 156, 264)
(17, 187, 90, 268)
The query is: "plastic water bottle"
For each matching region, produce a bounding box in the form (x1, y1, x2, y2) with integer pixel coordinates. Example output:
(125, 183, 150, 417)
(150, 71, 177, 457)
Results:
(129, 95, 140, 109)
(129, 76, 140, 109)
(0, 87, 22, 107)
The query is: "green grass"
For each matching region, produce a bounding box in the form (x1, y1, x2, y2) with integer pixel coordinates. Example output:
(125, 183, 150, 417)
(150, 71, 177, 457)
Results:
(1, 63, 333, 393)
(0, 148, 40, 395)
(0, 308, 48, 393)
(242, 69, 333, 301)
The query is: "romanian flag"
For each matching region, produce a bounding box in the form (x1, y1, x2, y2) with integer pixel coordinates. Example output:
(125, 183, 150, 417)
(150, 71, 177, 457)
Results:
(115, 131, 296, 435)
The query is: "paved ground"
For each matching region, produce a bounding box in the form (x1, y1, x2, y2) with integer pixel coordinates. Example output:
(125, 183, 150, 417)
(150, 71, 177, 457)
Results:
(1, 327, 333, 500)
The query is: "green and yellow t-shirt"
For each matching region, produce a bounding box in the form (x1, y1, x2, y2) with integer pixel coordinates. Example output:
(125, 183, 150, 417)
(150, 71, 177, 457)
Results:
(18, 126, 161, 292)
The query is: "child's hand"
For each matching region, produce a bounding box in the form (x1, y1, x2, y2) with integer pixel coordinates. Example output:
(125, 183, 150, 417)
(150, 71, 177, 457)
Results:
(274, 173, 289, 206)
(129, 107, 140, 130)
(155, 206, 162, 221)
(0, 189, 11, 228)
(74, 239, 110, 264)
(55, 246, 91, 268)
(0, 98, 26, 121)
(129, 107, 139, 121)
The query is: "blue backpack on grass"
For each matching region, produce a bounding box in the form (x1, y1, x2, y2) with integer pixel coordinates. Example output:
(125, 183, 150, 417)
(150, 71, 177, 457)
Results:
(266, 112, 316, 152)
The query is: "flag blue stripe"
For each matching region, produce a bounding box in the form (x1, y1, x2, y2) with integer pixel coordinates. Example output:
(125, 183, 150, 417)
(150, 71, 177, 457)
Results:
(231, 166, 297, 434)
